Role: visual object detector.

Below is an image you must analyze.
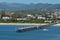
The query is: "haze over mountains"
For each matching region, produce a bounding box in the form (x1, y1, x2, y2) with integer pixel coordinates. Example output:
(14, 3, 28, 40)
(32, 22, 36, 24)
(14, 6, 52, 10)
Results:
(0, 2, 60, 11)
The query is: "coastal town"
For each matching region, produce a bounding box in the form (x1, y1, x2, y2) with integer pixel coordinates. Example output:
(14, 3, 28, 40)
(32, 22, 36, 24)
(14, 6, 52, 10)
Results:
(0, 10, 60, 23)
(0, 0, 60, 40)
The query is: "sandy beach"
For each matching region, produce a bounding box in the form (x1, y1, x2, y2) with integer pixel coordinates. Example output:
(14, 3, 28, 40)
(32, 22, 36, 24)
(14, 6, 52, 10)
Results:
(0, 23, 48, 26)
(0, 23, 60, 26)
(0, 23, 47, 25)
(52, 24, 60, 26)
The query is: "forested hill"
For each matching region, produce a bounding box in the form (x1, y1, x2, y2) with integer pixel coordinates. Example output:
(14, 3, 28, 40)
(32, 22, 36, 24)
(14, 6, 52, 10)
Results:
(0, 2, 60, 11)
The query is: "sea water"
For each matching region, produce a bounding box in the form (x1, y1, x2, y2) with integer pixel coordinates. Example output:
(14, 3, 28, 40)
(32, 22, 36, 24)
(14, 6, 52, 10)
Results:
(0, 25, 60, 40)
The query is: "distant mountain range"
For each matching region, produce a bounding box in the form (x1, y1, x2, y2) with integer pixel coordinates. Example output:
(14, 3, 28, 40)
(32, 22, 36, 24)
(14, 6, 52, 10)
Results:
(0, 2, 60, 11)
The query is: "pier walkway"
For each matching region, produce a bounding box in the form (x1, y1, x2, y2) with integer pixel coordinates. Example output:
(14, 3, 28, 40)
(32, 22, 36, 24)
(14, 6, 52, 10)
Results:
(16, 23, 56, 32)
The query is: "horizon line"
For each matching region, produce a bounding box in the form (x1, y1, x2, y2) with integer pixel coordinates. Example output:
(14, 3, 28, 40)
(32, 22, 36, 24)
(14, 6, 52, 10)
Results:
(0, 2, 60, 4)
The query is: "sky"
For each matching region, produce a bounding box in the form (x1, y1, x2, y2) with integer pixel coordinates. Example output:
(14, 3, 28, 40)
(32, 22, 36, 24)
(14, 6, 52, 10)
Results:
(0, 0, 60, 4)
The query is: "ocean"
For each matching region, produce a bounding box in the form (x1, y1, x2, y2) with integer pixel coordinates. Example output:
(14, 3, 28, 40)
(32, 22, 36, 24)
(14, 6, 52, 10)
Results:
(0, 25, 60, 40)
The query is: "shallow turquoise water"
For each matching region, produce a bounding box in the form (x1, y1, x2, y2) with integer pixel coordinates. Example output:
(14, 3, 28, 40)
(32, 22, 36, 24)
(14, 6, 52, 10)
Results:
(0, 25, 60, 40)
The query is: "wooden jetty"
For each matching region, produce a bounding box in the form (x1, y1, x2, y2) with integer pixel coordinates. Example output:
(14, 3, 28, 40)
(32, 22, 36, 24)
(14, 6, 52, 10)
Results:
(16, 24, 50, 32)
(16, 26, 37, 32)
(16, 23, 56, 32)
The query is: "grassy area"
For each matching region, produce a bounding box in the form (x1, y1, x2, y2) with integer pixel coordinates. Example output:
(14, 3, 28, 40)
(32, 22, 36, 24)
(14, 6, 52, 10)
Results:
(0, 20, 48, 23)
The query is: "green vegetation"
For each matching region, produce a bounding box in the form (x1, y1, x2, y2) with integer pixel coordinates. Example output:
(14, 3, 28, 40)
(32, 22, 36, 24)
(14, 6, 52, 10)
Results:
(0, 20, 46, 23)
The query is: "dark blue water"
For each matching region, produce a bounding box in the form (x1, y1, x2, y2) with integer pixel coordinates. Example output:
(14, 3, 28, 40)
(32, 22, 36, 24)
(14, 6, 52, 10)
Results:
(0, 25, 60, 40)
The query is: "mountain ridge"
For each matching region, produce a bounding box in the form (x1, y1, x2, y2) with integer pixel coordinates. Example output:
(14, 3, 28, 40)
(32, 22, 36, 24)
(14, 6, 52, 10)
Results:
(0, 2, 60, 11)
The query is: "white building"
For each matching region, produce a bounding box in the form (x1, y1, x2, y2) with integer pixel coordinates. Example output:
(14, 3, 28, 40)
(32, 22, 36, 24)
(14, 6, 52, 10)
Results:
(37, 16, 45, 20)
(27, 14, 35, 19)
(17, 18, 27, 20)
(2, 17, 10, 20)
(27, 14, 34, 17)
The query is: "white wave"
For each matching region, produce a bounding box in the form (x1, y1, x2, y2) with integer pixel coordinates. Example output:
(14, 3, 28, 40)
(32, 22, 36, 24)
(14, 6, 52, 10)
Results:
(42, 29, 48, 31)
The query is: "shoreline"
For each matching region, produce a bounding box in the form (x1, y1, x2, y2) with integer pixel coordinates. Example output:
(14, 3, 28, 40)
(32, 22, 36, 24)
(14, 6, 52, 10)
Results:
(0, 23, 48, 25)
(52, 24, 60, 26)
(0, 23, 60, 26)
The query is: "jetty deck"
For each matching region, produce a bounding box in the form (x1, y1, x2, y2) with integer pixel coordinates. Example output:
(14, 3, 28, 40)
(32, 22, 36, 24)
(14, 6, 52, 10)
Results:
(16, 23, 57, 32)
(16, 24, 51, 32)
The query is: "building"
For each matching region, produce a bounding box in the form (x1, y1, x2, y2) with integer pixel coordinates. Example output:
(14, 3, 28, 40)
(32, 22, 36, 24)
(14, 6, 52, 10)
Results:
(16, 18, 27, 20)
(5, 12, 14, 19)
(37, 15, 45, 20)
(2, 16, 10, 20)
(27, 14, 35, 20)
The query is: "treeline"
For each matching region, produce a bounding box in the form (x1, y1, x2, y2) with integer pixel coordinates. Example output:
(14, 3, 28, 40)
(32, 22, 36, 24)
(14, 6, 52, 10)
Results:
(13, 10, 53, 16)
(0, 10, 54, 16)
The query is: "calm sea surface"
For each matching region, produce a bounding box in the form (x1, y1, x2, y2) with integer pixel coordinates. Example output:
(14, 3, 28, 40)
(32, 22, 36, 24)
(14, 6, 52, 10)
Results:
(0, 25, 60, 40)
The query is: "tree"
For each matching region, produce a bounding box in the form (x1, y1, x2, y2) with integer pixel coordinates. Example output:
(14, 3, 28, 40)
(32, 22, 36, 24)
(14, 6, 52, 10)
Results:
(1, 10, 5, 17)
